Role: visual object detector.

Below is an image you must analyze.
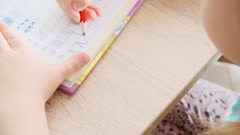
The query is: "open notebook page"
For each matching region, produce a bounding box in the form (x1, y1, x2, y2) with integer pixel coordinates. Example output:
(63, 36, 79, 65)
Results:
(1, 0, 137, 88)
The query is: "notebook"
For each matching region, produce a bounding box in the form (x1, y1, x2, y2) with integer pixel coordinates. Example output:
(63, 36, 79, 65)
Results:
(1, 0, 144, 95)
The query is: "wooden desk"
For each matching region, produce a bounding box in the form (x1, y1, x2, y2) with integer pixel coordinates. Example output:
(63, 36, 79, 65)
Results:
(47, 0, 219, 134)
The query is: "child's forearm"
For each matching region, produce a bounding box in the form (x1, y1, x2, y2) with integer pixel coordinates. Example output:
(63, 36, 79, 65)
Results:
(0, 97, 50, 135)
(201, 0, 240, 65)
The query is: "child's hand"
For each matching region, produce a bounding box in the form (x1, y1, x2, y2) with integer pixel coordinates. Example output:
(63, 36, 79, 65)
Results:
(56, 0, 102, 22)
(0, 21, 89, 104)
(0, 21, 90, 135)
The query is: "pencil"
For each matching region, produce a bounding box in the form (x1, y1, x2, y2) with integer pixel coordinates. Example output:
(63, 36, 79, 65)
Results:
(79, 9, 87, 36)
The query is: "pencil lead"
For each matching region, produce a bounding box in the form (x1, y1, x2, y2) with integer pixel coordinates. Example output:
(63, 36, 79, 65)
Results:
(83, 32, 85, 36)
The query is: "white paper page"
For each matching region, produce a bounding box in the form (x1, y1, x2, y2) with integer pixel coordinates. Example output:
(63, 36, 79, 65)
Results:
(1, 0, 127, 87)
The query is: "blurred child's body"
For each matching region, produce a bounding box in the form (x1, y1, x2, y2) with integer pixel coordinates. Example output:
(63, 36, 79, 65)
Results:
(153, 79, 239, 134)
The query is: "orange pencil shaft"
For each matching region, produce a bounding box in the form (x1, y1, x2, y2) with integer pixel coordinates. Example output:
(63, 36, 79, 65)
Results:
(80, 9, 87, 22)
(80, 9, 87, 35)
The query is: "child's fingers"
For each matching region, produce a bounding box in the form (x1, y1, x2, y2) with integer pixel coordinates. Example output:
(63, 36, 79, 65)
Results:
(59, 0, 89, 22)
(57, 0, 79, 22)
(87, 5, 102, 16)
(58, 53, 90, 80)
(85, 6, 101, 20)
(0, 23, 12, 52)
(86, 8, 99, 20)
(72, 0, 89, 11)
(0, 21, 23, 50)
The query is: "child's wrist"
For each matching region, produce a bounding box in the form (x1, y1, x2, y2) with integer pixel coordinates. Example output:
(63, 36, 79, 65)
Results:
(0, 95, 45, 116)
(0, 95, 49, 135)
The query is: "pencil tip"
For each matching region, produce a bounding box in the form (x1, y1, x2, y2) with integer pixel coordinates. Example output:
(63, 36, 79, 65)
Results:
(83, 33, 85, 36)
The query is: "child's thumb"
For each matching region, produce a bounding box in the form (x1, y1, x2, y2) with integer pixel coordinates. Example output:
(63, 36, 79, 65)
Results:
(59, 53, 90, 79)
